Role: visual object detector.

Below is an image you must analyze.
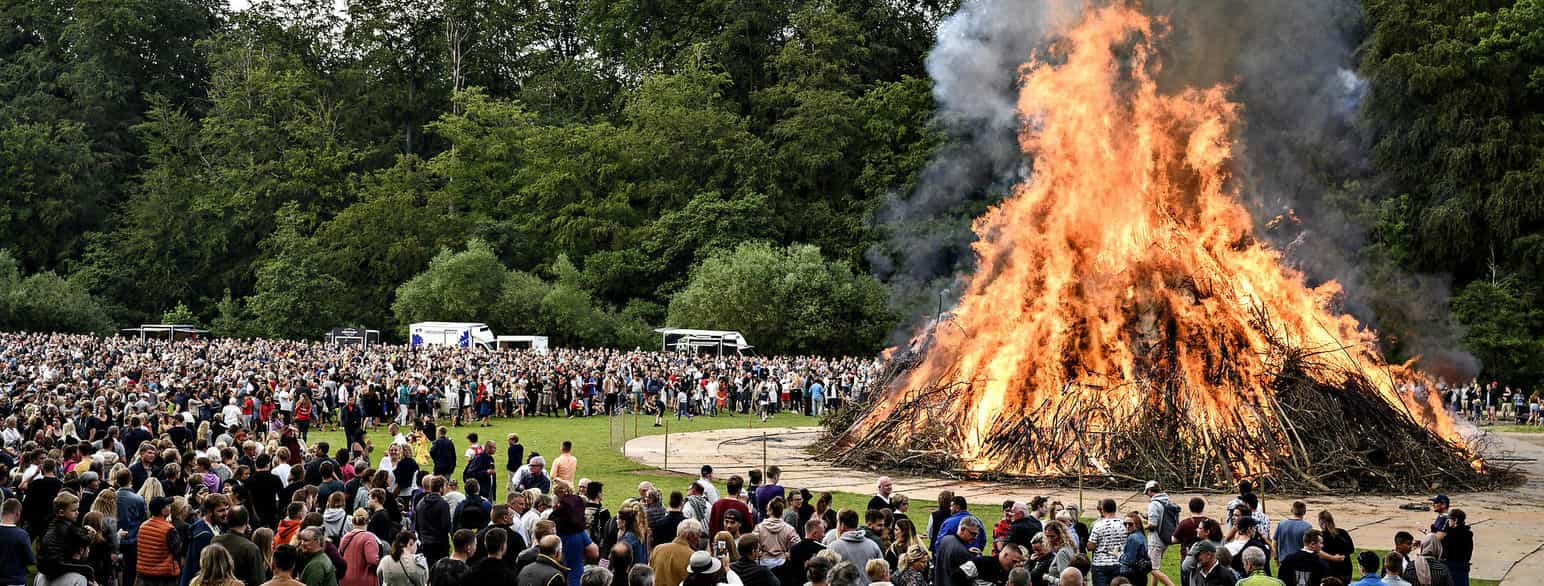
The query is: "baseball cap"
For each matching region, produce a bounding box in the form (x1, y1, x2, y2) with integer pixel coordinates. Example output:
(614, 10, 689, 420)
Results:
(701, 465, 713, 475)
(1144, 480, 1159, 492)
(1188, 541, 1217, 556)
(1430, 494, 1449, 505)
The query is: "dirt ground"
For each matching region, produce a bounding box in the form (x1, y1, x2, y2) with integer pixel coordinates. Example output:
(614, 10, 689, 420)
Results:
(625, 425, 1544, 584)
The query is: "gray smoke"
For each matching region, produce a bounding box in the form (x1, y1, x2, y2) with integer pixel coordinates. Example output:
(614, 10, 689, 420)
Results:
(870, 0, 1475, 375)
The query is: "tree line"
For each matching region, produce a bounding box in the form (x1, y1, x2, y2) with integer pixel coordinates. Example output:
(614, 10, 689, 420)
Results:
(2, 0, 1543, 381)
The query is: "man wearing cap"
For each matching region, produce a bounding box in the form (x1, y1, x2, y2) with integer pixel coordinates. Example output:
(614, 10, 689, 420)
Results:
(1143, 481, 1173, 577)
(1428, 495, 1450, 535)
(696, 466, 721, 503)
(1185, 540, 1236, 586)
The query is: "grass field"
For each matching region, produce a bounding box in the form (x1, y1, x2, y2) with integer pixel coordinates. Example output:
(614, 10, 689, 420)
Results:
(308, 413, 1498, 585)
(1480, 423, 1543, 433)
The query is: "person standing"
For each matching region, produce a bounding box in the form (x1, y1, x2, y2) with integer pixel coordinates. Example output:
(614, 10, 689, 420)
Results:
(553, 442, 579, 486)
(1276, 529, 1328, 586)
(1315, 512, 1353, 583)
(1349, 552, 1382, 586)
(506, 435, 526, 498)
(651, 518, 701, 586)
(417, 477, 454, 567)
(867, 478, 893, 515)
(181, 494, 231, 586)
(378, 531, 430, 586)
(213, 507, 268, 586)
(115, 468, 147, 586)
(1272, 503, 1311, 564)
(137, 497, 183, 586)
(1085, 499, 1124, 586)
(431, 428, 457, 478)
(1439, 509, 1473, 586)
(0, 499, 35, 586)
(933, 517, 979, 586)
(340, 512, 383, 586)
(297, 529, 340, 586)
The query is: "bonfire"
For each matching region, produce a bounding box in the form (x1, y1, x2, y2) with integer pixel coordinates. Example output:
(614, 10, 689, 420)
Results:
(829, 5, 1499, 493)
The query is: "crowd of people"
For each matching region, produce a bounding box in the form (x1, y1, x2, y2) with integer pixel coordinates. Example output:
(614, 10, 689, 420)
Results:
(1441, 381, 1542, 426)
(0, 332, 1479, 586)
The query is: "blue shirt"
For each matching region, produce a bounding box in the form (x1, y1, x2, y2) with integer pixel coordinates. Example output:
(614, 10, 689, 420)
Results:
(810, 383, 824, 399)
(560, 530, 592, 586)
(117, 488, 147, 544)
(1350, 574, 1383, 586)
(1119, 531, 1147, 572)
(935, 512, 985, 551)
(1273, 518, 1312, 561)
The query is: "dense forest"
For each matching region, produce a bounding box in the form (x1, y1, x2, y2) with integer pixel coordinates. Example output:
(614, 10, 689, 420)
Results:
(1, 0, 1542, 384)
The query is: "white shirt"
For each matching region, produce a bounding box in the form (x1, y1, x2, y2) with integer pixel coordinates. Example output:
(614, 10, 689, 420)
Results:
(222, 404, 243, 427)
(273, 463, 291, 486)
(696, 478, 720, 503)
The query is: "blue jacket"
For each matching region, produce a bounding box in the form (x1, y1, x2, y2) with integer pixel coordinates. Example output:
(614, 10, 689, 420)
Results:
(179, 518, 218, 586)
(117, 488, 147, 544)
(1118, 531, 1147, 573)
(935, 512, 985, 551)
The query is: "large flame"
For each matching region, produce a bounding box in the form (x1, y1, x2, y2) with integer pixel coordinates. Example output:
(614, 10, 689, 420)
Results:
(866, 5, 1462, 481)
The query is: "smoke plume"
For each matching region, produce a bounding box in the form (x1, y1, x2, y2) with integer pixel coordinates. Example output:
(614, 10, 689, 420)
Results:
(870, 0, 1472, 375)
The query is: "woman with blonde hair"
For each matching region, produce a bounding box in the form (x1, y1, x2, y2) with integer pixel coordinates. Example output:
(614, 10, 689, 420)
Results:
(893, 545, 930, 586)
(139, 477, 166, 501)
(189, 544, 243, 586)
(252, 528, 275, 571)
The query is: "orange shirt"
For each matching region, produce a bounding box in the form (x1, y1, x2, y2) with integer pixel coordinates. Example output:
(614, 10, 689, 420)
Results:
(553, 453, 578, 484)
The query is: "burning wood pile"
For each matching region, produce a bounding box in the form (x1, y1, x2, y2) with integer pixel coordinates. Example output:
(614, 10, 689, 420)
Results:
(826, 5, 1503, 494)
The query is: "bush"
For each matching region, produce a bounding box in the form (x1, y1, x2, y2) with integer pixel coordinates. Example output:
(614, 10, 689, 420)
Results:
(0, 250, 114, 334)
(667, 242, 895, 355)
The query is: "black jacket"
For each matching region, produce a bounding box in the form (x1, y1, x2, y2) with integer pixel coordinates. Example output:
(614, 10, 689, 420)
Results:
(515, 555, 567, 586)
(415, 493, 452, 546)
(430, 439, 457, 476)
(651, 511, 686, 546)
(731, 559, 782, 586)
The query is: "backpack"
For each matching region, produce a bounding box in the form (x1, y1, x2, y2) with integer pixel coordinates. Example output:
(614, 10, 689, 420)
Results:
(1157, 501, 1181, 546)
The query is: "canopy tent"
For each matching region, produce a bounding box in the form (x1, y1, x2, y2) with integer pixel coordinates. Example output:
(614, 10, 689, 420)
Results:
(120, 324, 209, 342)
(653, 328, 755, 356)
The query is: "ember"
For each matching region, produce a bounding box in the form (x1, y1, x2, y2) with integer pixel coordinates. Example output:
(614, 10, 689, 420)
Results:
(829, 5, 1499, 492)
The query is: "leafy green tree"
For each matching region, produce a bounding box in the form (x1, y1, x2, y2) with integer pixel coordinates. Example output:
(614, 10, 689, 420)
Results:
(667, 241, 894, 355)
(392, 239, 512, 327)
(160, 302, 201, 326)
(247, 203, 347, 339)
(0, 250, 114, 334)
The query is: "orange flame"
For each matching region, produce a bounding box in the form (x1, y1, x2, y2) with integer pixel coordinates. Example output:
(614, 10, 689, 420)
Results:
(866, 5, 1463, 480)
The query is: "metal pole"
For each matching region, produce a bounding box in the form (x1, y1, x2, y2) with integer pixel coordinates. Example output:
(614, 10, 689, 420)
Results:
(664, 417, 670, 473)
(762, 432, 767, 476)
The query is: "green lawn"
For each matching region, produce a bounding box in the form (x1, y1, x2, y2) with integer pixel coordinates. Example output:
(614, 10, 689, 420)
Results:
(308, 414, 1498, 585)
(1480, 423, 1543, 433)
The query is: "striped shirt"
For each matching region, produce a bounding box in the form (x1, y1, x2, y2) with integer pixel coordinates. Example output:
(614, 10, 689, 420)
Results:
(1089, 517, 1127, 566)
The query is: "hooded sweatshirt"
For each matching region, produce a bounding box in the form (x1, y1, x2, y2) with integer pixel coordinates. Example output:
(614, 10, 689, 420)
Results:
(753, 517, 800, 560)
(828, 530, 882, 586)
(323, 507, 350, 542)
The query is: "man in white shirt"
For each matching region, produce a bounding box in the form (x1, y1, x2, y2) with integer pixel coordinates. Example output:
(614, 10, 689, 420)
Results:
(221, 399, 243, 431)
(695, 466, 720, 503)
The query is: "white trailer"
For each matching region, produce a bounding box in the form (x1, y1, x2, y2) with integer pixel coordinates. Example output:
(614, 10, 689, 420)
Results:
(495, 335, 550, 352)
(408, 322, 496, 349)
